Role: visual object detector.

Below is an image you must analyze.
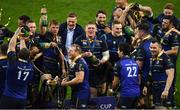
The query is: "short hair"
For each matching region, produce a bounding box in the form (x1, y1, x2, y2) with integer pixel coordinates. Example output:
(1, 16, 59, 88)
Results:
(18, 15, 30, 24)
(118, 43, 131, 55)
(164, 3, 174, 10)
(71, 44, 82, 54)
(163, 15, 174, 24)
(137, 21, 150, 33)
(28, 20, 35, 24)
(96, 10, 107, 17)
(49, 19, 59, 26)
(18, 48, 30, 60)
(86, 21, 96, 26)
(0, 43, 8, 55)
(112, 20, 121, 26)
(68, 12, 77, 18)
(116, 0, 128, 3)
(151, 38, 162, 48)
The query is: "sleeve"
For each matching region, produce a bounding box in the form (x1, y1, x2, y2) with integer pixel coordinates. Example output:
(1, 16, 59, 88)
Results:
(74, 35, 83, 46)
(135, 47, 145, 61)
(7, 51, 17, 65)
(171, 33, 179, 47)
(0, 65, 3, 78)
(100, 37, 108, 52)
(114, 62, 121, 77)
(77, 25, 85, 36)
(31, 38, 41, 49)
(75, 62, 85, 73)
(164, 54, 174, 70)
(30, 67, 34, 83)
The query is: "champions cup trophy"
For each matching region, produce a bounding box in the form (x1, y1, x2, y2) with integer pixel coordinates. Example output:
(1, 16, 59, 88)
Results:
(128, 3, 141, 22)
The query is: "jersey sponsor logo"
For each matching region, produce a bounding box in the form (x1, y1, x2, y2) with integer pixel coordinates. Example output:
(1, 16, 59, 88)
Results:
(17, 66, 31, 71)
(113, 41, 116, 45)
(82, 41, 87, 45)
(156, 60, 159, 64)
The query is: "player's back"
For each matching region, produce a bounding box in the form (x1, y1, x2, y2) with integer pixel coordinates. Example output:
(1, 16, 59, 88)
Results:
(4, 52, 33, 99)
(118, 57, 140, 97)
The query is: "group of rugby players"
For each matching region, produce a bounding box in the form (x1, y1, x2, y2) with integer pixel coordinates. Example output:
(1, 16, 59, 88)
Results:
(0, 0, 179, 109)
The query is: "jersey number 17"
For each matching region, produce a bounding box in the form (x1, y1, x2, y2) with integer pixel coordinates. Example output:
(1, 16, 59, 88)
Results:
(17, 71, 30, 81)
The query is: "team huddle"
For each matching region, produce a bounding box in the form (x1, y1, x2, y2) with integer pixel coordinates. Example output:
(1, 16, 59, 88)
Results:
(0, 0, 180, 109)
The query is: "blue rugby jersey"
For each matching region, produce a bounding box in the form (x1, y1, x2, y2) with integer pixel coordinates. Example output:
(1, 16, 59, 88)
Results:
(69, 57, 90, 99)
(3, 51, 33, 99)
(114, 57, 140, 97)
(75, 35, 108, 69)
(96, 23, 107, 37)
(161, 32, 179, 64)
(135, 38, 152, 84)
(39, 32, 62, 76)
(0, 56, 8, 96)
(103, 33, 126, 65)
(151, 52, 174, 81)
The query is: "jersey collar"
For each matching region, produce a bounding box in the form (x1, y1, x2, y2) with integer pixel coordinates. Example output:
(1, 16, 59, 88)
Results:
(152, 50, 164, 61)
(71, 55, 81, 63)
(121, 55, 130, 60)
(18, 58, 28, 63)
(69, 55, 81, 68)
(142, 34, 151, 41)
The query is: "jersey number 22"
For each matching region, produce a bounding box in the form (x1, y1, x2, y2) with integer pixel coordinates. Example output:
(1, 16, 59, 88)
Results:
(127, 66, 137, 77)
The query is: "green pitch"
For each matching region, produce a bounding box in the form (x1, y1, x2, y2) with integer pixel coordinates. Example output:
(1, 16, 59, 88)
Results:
(0, 0, 179, 108)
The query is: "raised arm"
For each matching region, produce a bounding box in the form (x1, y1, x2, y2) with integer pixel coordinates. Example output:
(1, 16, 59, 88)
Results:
(19, 37, 27, 50)
(139, 5, 153, 17)
(7, 27, 22, 53)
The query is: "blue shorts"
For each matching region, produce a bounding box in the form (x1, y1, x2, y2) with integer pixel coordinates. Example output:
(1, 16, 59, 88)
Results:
(152, 82, 173, 107)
